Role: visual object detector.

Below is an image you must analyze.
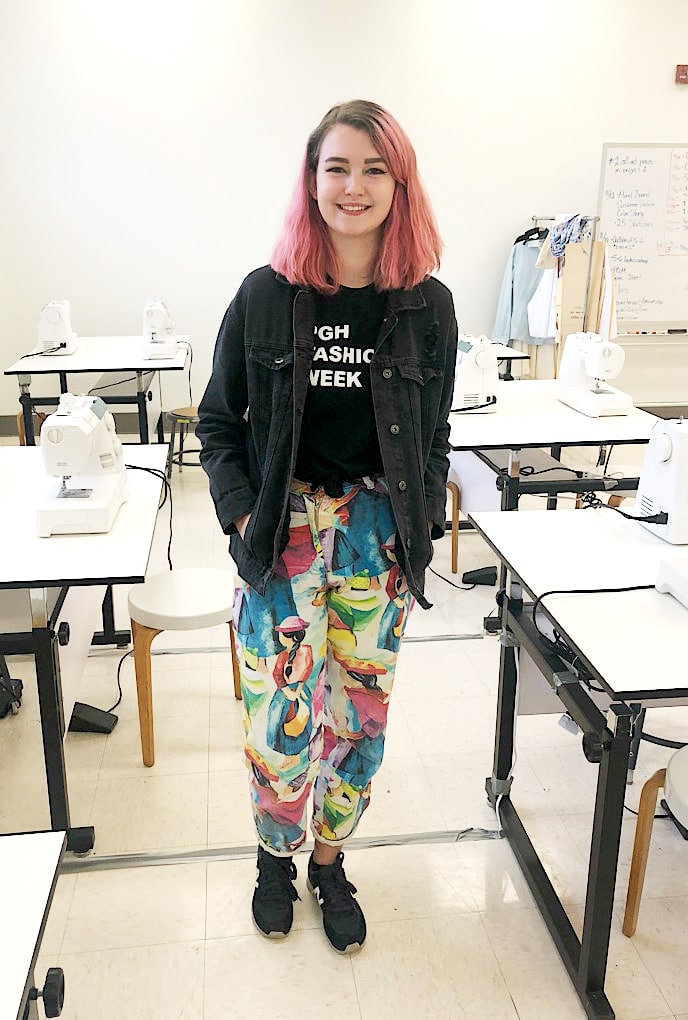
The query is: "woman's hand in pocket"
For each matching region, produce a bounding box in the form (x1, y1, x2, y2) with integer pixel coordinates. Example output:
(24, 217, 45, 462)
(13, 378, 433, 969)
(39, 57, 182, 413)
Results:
(234, 513, 251, 539)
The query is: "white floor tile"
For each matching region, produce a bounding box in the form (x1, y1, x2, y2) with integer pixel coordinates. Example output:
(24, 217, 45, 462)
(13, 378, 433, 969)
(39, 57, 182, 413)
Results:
(55, 941, 205, 1019)
(351, 913, 518, 1020)
(204, 930, 359, 1020)
(62, 863, 207, 953)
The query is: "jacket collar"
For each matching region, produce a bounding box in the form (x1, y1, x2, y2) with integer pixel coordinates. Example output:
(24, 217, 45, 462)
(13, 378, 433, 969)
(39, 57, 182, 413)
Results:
(274, 267, 428, 313)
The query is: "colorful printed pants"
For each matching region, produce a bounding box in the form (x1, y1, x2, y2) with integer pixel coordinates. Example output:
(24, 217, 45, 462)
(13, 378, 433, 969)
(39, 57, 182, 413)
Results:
(233, 477, 414, 855)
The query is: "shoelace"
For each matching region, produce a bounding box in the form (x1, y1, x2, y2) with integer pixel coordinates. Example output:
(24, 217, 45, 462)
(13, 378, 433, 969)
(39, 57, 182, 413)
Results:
(315, 856, 358, 912)
(258, 857, 299, 902)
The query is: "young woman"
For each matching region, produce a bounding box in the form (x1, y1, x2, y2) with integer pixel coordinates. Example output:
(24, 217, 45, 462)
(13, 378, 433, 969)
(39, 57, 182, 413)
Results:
(197, 99, 458, 954)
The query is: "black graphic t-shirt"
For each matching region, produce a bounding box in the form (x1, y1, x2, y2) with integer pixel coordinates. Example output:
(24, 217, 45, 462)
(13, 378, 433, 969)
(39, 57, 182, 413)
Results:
(295, 284, 386, 494)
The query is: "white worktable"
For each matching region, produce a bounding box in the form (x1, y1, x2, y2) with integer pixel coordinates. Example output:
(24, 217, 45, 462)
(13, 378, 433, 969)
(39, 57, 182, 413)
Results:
(0, 445, 167, 850)
(490, 342, 530, 361)
(449, 379, 658, 450)
(4, 335, 190, 375)
(470, 507, 688, 701)
(2, 830, 65, 1020)
(0, 444, 168, 590)
(468, 506, 688, 1018)
(5, 336, 190, 445)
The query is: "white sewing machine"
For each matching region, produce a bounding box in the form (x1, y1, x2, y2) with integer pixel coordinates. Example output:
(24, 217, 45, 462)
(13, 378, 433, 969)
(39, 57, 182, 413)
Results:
(656, 556, 688, 611)
(557, 332, 632, 417)
(452, 335, 498, 413)
(142, 299, 177, 359)
(37, 299, 78, 355)
(636, 418, 688, 545)
(37, 393, 128, 537)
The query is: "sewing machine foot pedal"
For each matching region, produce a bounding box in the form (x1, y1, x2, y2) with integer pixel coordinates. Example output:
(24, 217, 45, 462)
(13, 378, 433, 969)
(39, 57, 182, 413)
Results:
(68, 702, 118, 734)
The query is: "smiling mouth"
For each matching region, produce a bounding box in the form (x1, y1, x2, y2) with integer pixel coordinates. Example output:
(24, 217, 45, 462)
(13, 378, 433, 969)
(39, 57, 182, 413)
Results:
(338, 204, 369, 214)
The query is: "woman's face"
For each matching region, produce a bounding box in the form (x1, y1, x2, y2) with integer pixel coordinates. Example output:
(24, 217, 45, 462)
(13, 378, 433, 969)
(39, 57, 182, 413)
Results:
(310, 124, 396, 248)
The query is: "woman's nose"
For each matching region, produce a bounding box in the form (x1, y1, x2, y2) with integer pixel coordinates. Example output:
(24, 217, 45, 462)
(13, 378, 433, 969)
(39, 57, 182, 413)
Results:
(345, 171, 365, 195)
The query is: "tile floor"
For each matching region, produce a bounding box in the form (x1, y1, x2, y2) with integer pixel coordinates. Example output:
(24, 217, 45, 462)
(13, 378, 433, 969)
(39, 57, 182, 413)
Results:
(2, 441, 688, 1019)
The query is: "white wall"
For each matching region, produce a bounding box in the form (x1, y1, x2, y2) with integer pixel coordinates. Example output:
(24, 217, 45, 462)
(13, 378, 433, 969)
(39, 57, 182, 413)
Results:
(1, 0, 686, 414)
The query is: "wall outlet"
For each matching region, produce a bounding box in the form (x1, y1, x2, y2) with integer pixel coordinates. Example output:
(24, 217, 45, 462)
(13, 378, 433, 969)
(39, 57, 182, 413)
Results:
(676, 64, 688, 83)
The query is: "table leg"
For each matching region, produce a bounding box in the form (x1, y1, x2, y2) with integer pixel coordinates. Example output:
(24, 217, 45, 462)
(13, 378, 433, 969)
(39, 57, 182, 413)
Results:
(136, 371, 149, 443)
(486, 577, 520, 800)
(19, 383, 36, 446)
(30, 589, 95, 854)
(578, 704, 633, 1011)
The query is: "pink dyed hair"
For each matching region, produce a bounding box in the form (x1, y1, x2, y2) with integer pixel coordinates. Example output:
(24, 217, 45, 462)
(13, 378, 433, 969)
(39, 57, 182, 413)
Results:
(271, 100, 442, 294)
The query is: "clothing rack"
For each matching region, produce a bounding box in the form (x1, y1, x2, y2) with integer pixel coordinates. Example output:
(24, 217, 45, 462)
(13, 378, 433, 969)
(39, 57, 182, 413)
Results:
(534, 214, 601, 358)
(531, 215, 600, 224)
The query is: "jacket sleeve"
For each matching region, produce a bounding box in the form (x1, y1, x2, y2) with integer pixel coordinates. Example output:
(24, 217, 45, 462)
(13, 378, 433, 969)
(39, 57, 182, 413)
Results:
(425, 295, 458, 539)
(197, 284, 258, 534)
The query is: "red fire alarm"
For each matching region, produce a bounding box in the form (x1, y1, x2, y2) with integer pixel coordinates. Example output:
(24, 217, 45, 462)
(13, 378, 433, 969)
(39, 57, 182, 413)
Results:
(676, 65, 688, 83)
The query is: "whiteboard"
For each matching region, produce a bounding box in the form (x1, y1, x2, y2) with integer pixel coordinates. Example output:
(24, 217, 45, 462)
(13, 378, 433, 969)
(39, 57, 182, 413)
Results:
(598, 143, 688, 331)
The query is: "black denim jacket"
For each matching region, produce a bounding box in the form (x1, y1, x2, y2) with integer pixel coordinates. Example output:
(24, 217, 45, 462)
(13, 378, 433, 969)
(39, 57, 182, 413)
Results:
(197, 266, 458, 609)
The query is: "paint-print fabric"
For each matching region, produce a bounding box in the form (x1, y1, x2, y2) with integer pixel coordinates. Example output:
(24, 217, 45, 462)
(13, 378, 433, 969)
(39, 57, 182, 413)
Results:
(233, 477, 414, 855)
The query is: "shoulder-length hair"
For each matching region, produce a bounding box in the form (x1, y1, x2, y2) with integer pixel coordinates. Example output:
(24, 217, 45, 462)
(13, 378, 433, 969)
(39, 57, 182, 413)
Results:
(271, 100, 442, 294)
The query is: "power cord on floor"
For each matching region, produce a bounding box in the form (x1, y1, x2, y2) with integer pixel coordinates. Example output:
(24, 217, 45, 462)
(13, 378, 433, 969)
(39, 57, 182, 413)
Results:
(428, 566, 476, 591)
(104, 649, 133, 713)
(624, 803, 668, 820)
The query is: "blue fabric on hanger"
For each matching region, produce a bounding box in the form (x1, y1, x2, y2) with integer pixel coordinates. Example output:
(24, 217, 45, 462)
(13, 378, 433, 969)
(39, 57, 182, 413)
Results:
(492, 241, 544, 344)
(549, 214, 584, 257)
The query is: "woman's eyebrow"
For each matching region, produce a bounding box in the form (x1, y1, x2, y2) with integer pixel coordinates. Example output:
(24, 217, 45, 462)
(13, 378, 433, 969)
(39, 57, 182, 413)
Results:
(323, 156, 387, 165)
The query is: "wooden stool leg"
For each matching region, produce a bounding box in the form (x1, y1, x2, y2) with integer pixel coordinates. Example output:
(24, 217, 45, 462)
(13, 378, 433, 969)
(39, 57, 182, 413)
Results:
(622, 767, 666, 936)
(446, 480, 460, 574)
(229, 621, 242, 700)
(131, 619, 163, 766)
(608, 494, 626, 508)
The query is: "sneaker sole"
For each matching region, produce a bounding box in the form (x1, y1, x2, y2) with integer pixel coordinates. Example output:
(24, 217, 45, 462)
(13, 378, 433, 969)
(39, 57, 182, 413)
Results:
(252, 915, 291, 939)
(306, 879, 365, 955)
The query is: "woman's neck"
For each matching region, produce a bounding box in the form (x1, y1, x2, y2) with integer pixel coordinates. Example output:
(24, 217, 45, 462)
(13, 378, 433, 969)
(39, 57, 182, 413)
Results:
(330, 233, 380, 288)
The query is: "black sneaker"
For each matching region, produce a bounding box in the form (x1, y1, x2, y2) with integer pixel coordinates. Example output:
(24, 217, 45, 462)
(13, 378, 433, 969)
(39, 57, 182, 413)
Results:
(252, 846, 299, 938)
(307, 852, 366, 953)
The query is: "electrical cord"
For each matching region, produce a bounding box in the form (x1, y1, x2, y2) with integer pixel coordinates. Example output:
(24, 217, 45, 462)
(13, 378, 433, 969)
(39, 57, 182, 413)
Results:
(88, 375, 138, 395)
(176, 339, 194, 405)
(624, 803, 668, 820)
(580, 491, 668, 525)
(451, 396, 497, 413)
(428, 566, 476, 590)
(124, 464, 174, 569)
(104, 649, 133, 713)
(21, 345, 65, 357)
(517, 464, 582, 478)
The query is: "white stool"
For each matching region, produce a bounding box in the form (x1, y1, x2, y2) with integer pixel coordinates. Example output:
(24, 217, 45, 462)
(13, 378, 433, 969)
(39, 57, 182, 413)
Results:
(127, 567, 241, 767)
(623, 743, 688, 935)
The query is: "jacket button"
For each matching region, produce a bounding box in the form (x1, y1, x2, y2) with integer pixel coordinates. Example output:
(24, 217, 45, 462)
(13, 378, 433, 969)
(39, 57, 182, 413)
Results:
(398, 480, 407, 491)
(406, 537, 412, 549)
(274, 356, 284, 365)
(382, 368, 393, 379)
(389, 423, 400, 435)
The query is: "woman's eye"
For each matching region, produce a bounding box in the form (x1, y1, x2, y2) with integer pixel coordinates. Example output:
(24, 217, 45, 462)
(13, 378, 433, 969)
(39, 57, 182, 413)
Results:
(366, 167, 386, 175)
(325, 166, 346, 173)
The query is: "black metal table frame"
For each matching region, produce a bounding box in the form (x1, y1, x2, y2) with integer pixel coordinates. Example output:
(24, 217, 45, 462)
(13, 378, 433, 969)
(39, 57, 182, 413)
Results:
(16, 369, 164, 446)
(486, 571, 633, 1019)
(0, 584, 133, 855)
(474, 444, 641, 515)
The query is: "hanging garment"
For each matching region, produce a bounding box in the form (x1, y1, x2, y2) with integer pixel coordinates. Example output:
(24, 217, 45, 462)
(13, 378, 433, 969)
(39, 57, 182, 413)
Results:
(598, 246, 618, 340)
(492, 240, 545, 343)
(527, 267, 557, 341)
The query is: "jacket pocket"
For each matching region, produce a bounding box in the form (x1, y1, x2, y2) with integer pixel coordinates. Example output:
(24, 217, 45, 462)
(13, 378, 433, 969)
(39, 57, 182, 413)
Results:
(246, 345, 295, 423)
(395, 360, 441, 385)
